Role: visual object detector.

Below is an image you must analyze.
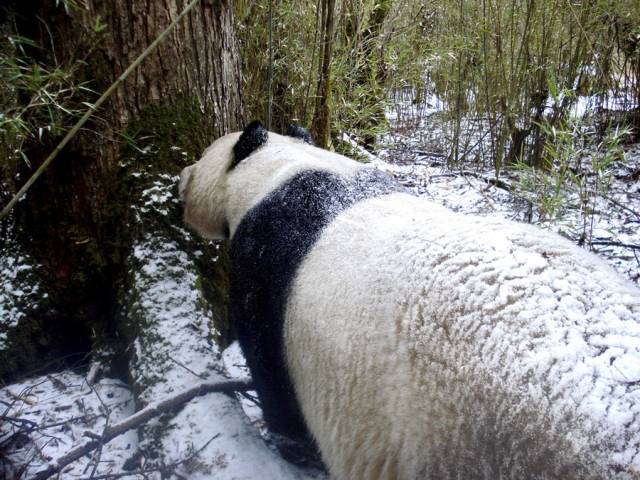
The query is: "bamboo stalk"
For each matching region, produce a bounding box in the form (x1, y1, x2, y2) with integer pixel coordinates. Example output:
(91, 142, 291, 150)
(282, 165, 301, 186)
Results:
(0, 0, 204, 220)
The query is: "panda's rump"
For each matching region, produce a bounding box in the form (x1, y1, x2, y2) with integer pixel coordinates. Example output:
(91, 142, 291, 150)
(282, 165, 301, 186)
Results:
(284, 193, 640, 479)
(284, 193, 432, 478)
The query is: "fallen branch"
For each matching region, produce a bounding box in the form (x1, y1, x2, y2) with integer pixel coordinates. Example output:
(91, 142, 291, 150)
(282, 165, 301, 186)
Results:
(590, 240, 640, 250)
(415, 150, 447, 158)
(30, 379, 253, 480)
(601, 193, 640, 221)
(1, 415, 39, 429)
(85, 380, 110, 479)
(168, 354, 207, 379)
(459, 170, 513, 192)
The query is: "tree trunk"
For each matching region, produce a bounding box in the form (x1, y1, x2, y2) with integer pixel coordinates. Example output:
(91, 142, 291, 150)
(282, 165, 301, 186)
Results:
(311, 0, 335, 149)
(357, 0, 392, 148)
(11, 0, 244, 159)
(0, 0, 244, 381)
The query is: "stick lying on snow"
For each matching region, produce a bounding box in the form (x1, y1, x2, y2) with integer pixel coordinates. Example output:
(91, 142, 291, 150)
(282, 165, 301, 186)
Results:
(31, 379, 253, 480)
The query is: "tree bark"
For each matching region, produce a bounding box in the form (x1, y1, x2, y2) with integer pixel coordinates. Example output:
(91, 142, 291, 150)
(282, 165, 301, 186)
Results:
(14, 0, 244, 155)
(0, 0, 244, 381)
(357, 0, 392, 148)
(88, 0, 243, 132)
(311, 0, 335, 149)
(5, 0, 244, 244)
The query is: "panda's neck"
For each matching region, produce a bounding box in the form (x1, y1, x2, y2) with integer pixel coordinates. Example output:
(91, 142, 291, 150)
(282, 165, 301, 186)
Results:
(225, 148, 361, 238)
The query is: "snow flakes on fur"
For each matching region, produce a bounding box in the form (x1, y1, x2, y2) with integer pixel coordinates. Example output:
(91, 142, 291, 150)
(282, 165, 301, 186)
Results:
(180, 128, 640, 480)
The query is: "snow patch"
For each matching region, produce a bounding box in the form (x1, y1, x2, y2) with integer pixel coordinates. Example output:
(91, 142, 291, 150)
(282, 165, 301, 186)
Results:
(0, 222, 44, 349)
(0, 372, 136, 478)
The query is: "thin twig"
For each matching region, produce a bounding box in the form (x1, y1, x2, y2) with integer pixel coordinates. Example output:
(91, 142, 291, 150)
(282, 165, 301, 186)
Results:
(459, 170, 513, 192)
(86, 382, 110, 479)
(238, 390, 260, 406)
(1, 415, 39, 429)
(167, 355, 206, 379)
(303, 0, 323, 122)
(37, 413, 104, 430)
(73, 434, 220, 480)
(460, 171, 496, 210)
(415, 150, 447, 158)
(601, 193, 640, 221)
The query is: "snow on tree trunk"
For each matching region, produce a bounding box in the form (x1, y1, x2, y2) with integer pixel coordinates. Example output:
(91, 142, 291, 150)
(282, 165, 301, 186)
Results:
(0, 0, 243, 388)
(119, 170, 315, 479)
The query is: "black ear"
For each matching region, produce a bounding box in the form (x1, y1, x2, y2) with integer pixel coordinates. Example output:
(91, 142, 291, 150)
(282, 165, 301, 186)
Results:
(286, 124, 314, 145)
(231, 121, 268, 169)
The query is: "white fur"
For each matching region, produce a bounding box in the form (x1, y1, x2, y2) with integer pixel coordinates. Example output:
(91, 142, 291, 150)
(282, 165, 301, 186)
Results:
(181, 132, 359, 240)
(181, 132, 240, 239)
(182, 131, 640, 479)
(287, 194, 640, 479)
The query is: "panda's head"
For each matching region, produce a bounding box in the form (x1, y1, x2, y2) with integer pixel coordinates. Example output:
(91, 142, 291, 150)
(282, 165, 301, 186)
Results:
(179, 129, 239, 240)
(180, 121, 351, 240)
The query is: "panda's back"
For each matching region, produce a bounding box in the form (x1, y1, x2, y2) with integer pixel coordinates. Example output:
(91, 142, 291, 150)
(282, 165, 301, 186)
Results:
(286, 192, 640, 480)
(229, 166, 402, 441)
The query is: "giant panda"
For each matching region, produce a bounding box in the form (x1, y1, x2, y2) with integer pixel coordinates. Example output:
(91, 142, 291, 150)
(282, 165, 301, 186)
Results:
(179, 121, 640, 480)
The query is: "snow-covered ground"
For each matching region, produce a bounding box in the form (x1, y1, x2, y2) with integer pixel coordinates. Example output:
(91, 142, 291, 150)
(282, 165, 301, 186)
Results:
(0, 351, 322, 480)
(125, 232, 319, 480)
(0, 372, 136, 479)
(1, 170, 326, 479)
